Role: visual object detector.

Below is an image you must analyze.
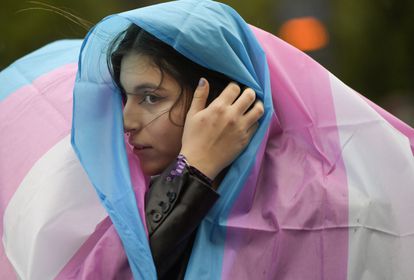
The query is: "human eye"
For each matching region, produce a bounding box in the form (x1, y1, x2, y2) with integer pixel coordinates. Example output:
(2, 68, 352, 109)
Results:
(139, 93, 164, 105)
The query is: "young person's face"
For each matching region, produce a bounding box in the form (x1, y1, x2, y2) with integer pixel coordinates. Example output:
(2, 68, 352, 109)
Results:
(120, 53, 187, 175)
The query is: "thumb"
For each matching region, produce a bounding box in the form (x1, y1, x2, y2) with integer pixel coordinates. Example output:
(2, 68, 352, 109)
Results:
(187, 78, 210, 116)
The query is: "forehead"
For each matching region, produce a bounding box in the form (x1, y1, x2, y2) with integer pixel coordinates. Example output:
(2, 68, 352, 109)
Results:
(119, 53, 161, 91)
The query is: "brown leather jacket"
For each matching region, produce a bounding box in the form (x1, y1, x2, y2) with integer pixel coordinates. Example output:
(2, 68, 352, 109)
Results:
(146, 160, 219, 279)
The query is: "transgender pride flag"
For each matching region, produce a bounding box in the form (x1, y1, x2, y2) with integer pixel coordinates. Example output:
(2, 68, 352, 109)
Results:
(2, 1, 414, 279)
(0, 40, 108, 279)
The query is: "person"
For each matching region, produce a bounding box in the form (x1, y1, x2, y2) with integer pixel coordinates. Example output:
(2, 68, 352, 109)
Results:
(108, 23, 264, 278)
(2, 1, 414, 279)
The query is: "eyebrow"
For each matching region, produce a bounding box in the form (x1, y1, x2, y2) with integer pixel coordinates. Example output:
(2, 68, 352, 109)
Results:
(125, 83, 165, 95)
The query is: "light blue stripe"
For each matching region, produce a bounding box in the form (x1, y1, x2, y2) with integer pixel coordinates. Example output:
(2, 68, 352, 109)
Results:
(0, 40, 81, 101)
(71, 17, 157, 280)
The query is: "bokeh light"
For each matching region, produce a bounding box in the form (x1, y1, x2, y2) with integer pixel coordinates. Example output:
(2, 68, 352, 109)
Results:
(278, 17, 328, 51)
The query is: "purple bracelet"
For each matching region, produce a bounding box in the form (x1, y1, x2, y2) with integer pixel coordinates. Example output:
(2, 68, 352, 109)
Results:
(166, 154, 213, 185)
(166, 154, 187, 182)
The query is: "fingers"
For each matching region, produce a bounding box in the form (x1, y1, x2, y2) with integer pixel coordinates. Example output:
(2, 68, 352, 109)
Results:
(243, 100, 264, 127)
(187, 78, 210, 117)
(189, 78, 264, 130)
(211, 82, 241, 106)
(233, 87, 256, 114)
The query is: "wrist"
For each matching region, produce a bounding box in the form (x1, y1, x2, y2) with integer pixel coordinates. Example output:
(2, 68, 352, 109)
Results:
(178, 151, 218, 180)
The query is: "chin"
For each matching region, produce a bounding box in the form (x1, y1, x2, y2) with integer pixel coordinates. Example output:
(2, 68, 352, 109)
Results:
(139, 161, 167, 177)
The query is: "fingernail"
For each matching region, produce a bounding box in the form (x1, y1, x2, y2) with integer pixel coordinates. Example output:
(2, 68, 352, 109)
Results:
(198, 78, 206, 87)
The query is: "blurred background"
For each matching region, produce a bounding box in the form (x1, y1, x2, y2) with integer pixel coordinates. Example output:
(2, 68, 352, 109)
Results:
(1, 0, 413, 125)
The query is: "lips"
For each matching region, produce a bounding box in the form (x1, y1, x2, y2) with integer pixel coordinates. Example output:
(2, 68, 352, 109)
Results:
(128, 136, 153, 154)
(133, 144, 152, 150)
(132, 144, 153, 159)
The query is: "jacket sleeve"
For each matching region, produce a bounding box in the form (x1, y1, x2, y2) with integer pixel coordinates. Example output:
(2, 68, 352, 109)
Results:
(145, 159, 220, 278)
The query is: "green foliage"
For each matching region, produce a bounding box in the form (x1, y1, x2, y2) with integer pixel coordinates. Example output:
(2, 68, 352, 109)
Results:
(331, 0, 414, 100)
(0, 0, 151, 69)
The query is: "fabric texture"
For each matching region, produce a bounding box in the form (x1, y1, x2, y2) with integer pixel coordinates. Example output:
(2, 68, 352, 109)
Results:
(146, 160, 219, 279)
(1, 0, 414, 279)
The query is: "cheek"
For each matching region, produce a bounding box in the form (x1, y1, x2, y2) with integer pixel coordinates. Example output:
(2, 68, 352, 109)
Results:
(151, 117, 184, 154)
(169, 98, 188, 126)
(164, 125, 184, 153)
(159, 105, 186, 153)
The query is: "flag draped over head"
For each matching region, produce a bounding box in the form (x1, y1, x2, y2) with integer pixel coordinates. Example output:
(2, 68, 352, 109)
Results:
(2, 0, 414, 279)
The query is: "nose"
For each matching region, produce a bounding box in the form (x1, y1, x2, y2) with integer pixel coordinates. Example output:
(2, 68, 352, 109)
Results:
(123, 99, 143, 134)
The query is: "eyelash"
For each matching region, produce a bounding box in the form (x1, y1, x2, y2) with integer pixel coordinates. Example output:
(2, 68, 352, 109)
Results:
(138, 93, 163, 105)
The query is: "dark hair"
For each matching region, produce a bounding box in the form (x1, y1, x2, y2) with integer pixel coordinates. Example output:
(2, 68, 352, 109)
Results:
(107, 24, 234, 125)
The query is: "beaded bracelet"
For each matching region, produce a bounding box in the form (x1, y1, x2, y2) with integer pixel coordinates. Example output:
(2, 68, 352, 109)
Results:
(166, 154, 213, 185)
(166, 154, 187, 182)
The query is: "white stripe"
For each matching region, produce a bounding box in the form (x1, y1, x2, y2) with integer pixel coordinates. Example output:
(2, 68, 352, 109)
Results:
(3, 135, 107, 280)
(329, 74, 414, 280)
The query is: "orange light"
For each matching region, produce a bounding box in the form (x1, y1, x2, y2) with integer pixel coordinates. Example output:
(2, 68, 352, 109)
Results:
(279, 17, 329, 51)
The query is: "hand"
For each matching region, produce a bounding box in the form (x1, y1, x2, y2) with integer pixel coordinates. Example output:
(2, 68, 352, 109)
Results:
(180, 78, 264, 180)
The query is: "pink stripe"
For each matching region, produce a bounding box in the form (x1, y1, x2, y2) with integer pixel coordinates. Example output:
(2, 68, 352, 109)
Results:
(0, 63, 77, 276)
(222, 27, 348, 279)
(126, 141, 150, 232)
(55, 217, 132, 280)
(53, 140, 144, 280)
(0, 253, 16, 280)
